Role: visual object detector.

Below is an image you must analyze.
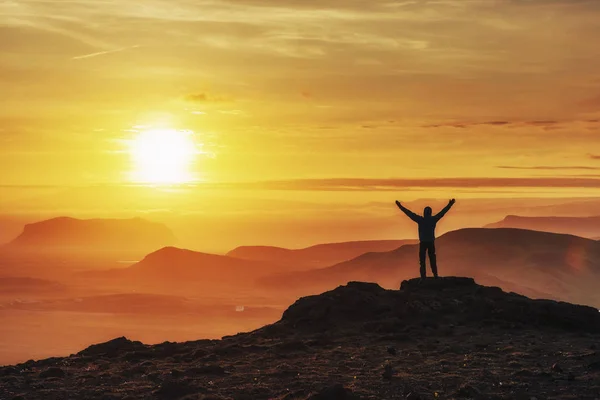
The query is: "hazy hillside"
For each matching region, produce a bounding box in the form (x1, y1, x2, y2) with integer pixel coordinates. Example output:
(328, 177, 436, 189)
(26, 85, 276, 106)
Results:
(86, 247, 289, 295)
(486, 215, 600, 238)
(5, 217, 176, 255)
(0, 215, 36, 246)
(261, 228, 600, 307)
(0, 277, 66, 297)
(227, 239, 416, 268)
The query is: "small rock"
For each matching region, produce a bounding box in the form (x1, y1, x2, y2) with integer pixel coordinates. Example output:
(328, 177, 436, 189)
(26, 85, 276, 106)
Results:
(123, 350, 152, 362)
(508, 361, 523, 368)
(387, 346, 397, 356)
(170, 369, 184, 378)
(406, 393, 421, 400)
(588, 361, 600, 371)
(513, 369, 534, 377)
(122, 365, 146, 378)
(188, 349, 206, 360)
(140, 361, 154, 368)
(145, 372, 162, 382)
(382, 364, 394, 380)
(154, 380, 197, 399)
(39, 367, 65, 379)
(282, 389, 311, 400)
(568, 372, 576, 381)
(100, 394, 121, 400)
(551, 363, 563, 373)
(308, 384, 361, 400)
(275, 341, 310, 353)
(186, 365, 226, 376)
(454, 383, 481, 398)
(0, 367, 18, 377)
(79, 337, 145, 358)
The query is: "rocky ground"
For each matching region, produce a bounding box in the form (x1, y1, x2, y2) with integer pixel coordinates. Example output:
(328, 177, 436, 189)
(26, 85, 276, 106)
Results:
(1, 277, 600, 400)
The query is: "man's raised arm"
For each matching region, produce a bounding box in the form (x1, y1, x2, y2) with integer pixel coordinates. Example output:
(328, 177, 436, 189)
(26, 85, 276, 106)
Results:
(395, 200, 421, 223)
(434, 198, 456, 221)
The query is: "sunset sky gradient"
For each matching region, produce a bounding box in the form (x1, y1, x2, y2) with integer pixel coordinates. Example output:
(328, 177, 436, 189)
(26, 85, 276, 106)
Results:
(2, 0, 600, 249)
(2, 0, 600, 185)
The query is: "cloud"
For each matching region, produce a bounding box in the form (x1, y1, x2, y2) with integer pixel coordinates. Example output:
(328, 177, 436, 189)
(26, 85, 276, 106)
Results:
(580, 94, 600, 109)
(184, 93, 231, 103)
(72, 45, 140, 60)
(497, 165, 600, 171)
(222, 177, 600, 191)
(589, 154, 600, 160)
(423, 120, 561, 128)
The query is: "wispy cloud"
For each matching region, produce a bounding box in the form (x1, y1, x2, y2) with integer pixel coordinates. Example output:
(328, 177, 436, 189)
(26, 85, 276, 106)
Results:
(72, 45, 140, 60)
(497, 165, 600, 171)
(423, 120, 563, 129)
(222, 177, 600, 191)
(184, 92, 232, 103)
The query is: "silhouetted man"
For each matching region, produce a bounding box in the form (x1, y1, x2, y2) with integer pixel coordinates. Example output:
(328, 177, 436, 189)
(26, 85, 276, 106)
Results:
(395, 199, 456, 279)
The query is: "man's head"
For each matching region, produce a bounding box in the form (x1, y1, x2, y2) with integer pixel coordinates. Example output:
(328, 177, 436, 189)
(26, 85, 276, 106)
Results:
(424, 206, 432, 217)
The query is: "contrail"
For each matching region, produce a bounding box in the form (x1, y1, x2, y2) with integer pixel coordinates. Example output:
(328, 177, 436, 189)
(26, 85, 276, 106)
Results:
(72, 45, 140, 60)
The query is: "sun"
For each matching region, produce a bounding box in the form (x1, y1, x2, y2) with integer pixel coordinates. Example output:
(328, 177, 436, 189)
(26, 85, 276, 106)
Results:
(128, 128, 199, 184)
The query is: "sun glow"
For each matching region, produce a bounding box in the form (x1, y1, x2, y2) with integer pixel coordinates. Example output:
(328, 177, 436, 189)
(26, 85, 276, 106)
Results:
(129, 129, 199, 184)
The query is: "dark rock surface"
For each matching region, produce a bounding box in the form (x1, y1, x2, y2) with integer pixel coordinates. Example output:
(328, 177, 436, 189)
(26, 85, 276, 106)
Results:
(276, 277, 600, 334)
(1, 277, 599, 399)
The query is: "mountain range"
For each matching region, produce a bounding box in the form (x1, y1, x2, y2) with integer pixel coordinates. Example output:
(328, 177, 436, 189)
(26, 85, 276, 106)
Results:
(84, 246, 288, 296)
(260, 228, 600, 308)
(227, 239, 416, 268)
(485, 215, 600, 238)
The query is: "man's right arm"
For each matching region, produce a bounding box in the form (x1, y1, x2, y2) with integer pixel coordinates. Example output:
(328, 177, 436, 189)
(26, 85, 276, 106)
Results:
(395, 201, 421, 223)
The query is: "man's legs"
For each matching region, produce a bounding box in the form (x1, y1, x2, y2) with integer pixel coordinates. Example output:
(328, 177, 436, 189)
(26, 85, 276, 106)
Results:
(419, 242, 427, 279)
(427, 242, 438, 278)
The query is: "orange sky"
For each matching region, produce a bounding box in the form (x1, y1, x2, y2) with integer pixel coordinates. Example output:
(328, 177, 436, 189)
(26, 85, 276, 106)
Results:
(2, 0, 600, 206)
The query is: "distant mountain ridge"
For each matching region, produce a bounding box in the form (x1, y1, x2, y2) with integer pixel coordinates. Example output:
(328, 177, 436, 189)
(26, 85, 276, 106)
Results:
(485, 215, 600, 238)
(4, 217, 176, 256)
(87, 246, 288, 294)
(227, 239, 416, 268)
(260, 228, 600, 308)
